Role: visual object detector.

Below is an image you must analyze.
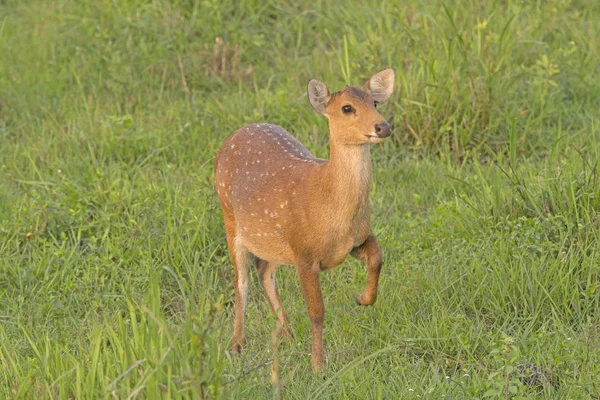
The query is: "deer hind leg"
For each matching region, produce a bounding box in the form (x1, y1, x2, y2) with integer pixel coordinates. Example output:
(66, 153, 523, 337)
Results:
(256, 259, 292, 339)
(224, 215, 252, 353)
(351, 233, 383, 306)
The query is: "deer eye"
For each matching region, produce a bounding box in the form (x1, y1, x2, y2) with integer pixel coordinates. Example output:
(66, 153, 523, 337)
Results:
(342, 105, 354, 114)
(374, 101, 379, 108)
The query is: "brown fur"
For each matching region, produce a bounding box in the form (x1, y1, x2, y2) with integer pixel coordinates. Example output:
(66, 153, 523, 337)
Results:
(214, 70, 394, 373)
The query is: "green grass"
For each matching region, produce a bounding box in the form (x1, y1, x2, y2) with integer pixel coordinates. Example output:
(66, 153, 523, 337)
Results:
(1, 0, 599, 398)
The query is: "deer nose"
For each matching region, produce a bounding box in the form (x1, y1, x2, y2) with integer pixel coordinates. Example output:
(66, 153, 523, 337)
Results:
(375, 122, 392, 138)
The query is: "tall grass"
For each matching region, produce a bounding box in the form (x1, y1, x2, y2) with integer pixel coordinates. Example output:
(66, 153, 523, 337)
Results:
(1, 0, 599, 398)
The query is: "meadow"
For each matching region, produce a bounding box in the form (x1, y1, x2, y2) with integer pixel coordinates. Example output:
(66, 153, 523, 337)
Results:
(1, 0, 599, 398)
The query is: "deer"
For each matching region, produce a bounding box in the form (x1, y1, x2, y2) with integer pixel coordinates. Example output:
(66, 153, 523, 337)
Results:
(214, 69, 395, 373)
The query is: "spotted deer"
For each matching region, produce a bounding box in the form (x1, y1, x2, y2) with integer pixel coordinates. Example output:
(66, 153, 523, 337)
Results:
(214, 69, 395, 373)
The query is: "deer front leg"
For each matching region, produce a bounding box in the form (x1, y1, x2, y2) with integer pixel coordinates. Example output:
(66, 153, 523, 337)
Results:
(296, 263, 325, 373)
(351, 234, 383, 306)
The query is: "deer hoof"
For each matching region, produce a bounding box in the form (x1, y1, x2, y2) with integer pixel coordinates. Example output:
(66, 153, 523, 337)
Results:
(231, 338, 245, 353)
(279, 324, 294, 340)
(311, 357, 325, 374)
(356, 293, 377, 306)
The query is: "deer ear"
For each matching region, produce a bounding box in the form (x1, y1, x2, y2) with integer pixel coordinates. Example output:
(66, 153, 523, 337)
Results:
(307, 79, 330, 115)
(364, 69, 395, 104)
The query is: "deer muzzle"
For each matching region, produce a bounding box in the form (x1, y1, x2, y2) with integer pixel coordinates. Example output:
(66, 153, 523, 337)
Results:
(375, 122, 392, 138)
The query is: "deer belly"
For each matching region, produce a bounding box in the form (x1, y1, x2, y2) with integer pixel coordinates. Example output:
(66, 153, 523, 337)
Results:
(241, 233, 295, 265)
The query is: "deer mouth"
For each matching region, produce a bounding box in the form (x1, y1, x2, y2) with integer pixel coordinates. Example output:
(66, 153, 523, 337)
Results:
(365, 134, 386, 143)
(365, 122, 392, 143)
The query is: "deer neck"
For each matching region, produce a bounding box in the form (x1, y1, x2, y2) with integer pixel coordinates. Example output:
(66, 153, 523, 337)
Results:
(321, 133, 373, 217)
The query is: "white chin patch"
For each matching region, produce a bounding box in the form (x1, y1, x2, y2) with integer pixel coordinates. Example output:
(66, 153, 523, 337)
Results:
(368, 134, 383, 141)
